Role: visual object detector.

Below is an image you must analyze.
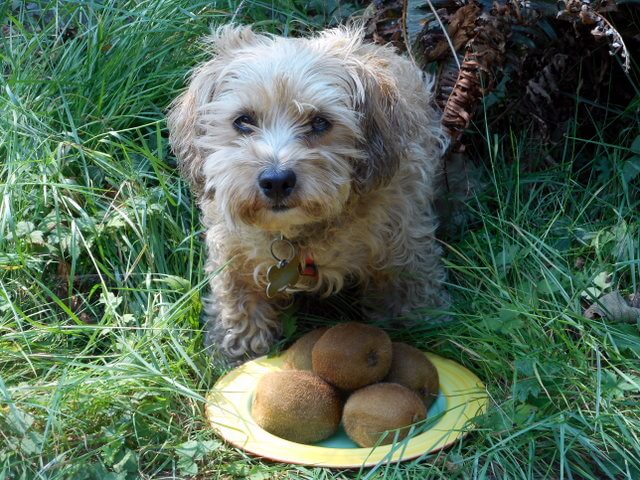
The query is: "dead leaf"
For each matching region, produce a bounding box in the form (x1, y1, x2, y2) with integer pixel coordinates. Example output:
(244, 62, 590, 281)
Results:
(364, 0, 406, 51)
(630, 289, 640, 309)
(584, 290, 640, 323)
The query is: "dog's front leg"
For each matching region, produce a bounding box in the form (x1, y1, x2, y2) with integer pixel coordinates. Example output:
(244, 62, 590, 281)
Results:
(202, 268, 282, 362)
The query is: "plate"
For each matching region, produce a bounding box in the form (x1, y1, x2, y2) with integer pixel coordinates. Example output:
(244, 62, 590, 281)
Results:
(205, 352, 487, 468)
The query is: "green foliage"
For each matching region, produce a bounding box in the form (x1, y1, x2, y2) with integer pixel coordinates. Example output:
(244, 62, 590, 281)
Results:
(1, 0, 639, 479)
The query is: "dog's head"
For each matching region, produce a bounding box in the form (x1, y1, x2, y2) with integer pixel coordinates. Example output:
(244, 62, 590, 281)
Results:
(167, 26, 409, 231)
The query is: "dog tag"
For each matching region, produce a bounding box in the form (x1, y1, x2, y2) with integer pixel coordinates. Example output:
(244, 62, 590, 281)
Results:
(266, 259, 300, 298)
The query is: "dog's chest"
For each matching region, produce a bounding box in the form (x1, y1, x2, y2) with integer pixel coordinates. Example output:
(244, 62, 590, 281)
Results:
(238, 193, 408, 295)
(250, 230, 384, 297)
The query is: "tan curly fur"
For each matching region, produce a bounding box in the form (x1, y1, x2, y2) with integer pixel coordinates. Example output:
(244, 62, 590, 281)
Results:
(167, 25, 449, 360)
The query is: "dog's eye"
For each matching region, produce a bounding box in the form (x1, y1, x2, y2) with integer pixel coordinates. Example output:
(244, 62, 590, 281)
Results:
(310, 116, 331, 134)
(233, 114, 256, 134)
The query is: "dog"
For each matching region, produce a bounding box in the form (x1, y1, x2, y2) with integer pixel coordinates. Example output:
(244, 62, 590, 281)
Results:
(167, 25, 449, 361)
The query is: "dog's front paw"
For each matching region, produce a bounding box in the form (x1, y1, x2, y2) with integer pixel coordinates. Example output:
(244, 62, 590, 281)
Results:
(201, 290, 281, 363)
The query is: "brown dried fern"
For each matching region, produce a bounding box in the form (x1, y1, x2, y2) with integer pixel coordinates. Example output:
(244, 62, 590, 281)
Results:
(440, 3, 508, 144)
(441, 53, 483, 140)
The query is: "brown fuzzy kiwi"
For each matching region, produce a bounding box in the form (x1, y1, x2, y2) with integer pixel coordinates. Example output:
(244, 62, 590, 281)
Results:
(251, 370, 342, 444)
(312, 322, 392, 391)
(384, 342, 440, 409)
(283, 327, 329, 370)
(342, 383, 427, 447)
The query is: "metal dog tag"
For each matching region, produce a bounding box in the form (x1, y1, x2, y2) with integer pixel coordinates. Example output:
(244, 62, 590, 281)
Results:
(265, 236, 299, 298)
(266, 259, 300, 298)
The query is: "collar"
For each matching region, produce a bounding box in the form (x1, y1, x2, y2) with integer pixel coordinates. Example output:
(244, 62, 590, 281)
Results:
(300, 253, 318, 278)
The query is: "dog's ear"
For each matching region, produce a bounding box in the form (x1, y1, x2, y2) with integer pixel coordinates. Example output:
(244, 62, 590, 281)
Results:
(166, 26, 261, 197)
(351, 63, 402, 193)
(167, 84, 205, 195)
(319, 26, 446, 194)
(332, 29, 403, 193)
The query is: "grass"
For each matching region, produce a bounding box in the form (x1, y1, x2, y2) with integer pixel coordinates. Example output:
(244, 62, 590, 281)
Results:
(1, 0, 639, 478)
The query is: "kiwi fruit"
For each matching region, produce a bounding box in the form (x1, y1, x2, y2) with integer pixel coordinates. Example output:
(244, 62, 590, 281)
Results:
(283, 327, 329, 370)
(312, 322, 392, 391)
(251, 370, 342, 444)
(384, 342, 440, 408)
(342, 382, 426, 447)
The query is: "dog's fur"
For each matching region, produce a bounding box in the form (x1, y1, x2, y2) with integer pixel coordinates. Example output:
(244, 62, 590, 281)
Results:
(167, 25, 449, 360)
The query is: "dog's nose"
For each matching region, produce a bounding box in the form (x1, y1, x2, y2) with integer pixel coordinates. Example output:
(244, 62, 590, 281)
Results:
(258, 168, 297, 200)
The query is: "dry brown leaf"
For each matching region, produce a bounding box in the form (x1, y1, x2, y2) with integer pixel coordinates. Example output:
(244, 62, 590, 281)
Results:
(364, 0, 406, 51)
(630, 289, 640, 309)
(584, 290, 640, 323)
(448, 3, 481, 50)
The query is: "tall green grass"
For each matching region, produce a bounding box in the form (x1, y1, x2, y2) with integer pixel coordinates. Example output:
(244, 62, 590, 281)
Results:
(1, 0, 639, 478)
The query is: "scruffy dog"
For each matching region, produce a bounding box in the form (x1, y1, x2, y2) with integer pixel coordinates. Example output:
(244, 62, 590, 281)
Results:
(167, 25, 449, 361)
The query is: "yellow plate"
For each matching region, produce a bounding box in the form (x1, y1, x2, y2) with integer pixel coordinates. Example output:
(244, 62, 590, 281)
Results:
(205, 352, 487, 468)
